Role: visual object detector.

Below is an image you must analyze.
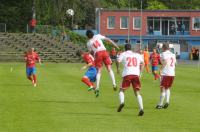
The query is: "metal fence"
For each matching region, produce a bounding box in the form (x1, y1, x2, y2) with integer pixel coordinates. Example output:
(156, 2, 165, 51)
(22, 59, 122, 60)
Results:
(0, 23, 6, 32)
(26, 24, 64, 37)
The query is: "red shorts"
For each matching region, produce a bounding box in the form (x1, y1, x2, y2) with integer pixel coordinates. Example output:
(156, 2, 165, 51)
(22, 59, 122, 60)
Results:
(121, 75, 141, 91)
(160, 76, 174, 89)
(95, 50, 112, 68)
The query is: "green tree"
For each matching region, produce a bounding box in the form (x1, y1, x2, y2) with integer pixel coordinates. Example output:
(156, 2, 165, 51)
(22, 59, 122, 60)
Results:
(146, 0, 168, 10)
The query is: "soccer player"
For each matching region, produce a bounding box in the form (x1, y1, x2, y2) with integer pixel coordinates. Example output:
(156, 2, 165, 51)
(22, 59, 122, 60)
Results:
(86, 30, 119, 96)
(77, 50, 97, 93)
(24, 48, 41, 87)
(117, 44, 144, 116)
(156, 43, 176, 109)
(150, 48, 160, 80)
(110, 47, 120, 74)
(143, 47, 150, 73)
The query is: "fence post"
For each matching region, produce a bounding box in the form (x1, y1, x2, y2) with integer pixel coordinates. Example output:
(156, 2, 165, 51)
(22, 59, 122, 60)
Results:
(5, 23, 6, 32)
(26, 24, 29, 33)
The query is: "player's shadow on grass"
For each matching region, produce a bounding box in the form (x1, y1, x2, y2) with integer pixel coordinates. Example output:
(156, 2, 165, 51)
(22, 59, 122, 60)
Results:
(63, 112, 113, 116)
(30, 100, 97, 104)
(0, 83, 30, 87)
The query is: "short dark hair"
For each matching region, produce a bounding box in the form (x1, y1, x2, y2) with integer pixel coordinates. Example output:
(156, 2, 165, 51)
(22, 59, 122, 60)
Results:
(162, 43, 169, 51)
(125, 44, 131, 51)
(76, 50, 83, 57)
(86, 30, 94, 38)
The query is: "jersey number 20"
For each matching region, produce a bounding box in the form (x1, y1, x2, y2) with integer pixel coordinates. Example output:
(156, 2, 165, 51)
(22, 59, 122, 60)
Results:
(127, 57, 137, 67)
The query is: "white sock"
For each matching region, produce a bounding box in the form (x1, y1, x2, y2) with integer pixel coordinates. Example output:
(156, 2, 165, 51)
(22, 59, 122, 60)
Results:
(158, 91, 165, 106)
(96, 72, 101, 90)
(165, 89, 170, 104)
(109, 69, 116, 86)
(119, 91, 124, 104)
(137, 94, 143, 110)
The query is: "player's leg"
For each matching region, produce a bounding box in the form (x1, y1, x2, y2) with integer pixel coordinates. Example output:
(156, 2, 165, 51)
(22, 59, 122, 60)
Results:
(163, 88, 170, 109)
(151, 66, 156, 80)
(81, 76, 94, 90)
(117, 89, 125, 112)
(81, 67, 97, 91)
(154, 66, 160, 80)
(94, 53, 103, 92)
(163, 77, 174, 109)
(132, 76, 144, 116)
(156, 88, 165, 109)
(106, 65, 117, 90)
(117, 77, 129, 112)
(134, 90, 144, 116)
(32, 67, 37, 87)
(103, 52, 117, 90)
(26, 67, 34, 84)
(145, 62, 150, 73)
(95, 67, 102, 97)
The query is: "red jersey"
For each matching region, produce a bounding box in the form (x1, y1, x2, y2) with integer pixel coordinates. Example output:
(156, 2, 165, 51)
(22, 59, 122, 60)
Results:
(110, 49, 117, 56)
(150, 53, 160, 66)
(25, 52, 40, 68)
(83, 53, 95, 67)
(30, 18, 36, 27)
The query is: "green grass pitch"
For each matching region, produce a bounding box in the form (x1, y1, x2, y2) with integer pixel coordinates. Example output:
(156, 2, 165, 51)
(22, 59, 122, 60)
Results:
(0, 63, 200, 132)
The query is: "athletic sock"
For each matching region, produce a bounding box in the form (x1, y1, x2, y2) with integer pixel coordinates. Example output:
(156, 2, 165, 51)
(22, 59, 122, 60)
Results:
(137, 94, 143, 110)
(154, 74, 157, 80)
(156, 73, 160, 80)
(109, 69, 116, 86)
(119, 91, 124, 104)
(33, 74, 37, 84)
(158, 91, 165, 106)
(165, 89, 171, 103)
(81, 77, 93, 87)
(96, 72, 101, 90)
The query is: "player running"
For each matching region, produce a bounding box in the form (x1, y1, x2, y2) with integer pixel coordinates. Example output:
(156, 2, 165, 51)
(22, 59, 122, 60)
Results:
(77, 50, 97, 93)
(117, 44, 144, 116)
(86, 30, 119, 96)
(156, 43, 176, 109)
(150, 48, 160, 80)
(24, 48, 41, 87)
(143, 47, 150, 73)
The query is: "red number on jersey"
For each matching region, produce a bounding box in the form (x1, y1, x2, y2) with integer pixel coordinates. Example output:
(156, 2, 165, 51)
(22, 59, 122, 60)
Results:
(93, 40, 101, 49)
(170, 57, 174, 67)
(127, 57, 137, 67)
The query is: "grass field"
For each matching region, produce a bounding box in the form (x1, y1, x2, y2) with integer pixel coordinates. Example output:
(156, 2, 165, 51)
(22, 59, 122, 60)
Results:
(0, 63, 200, 132)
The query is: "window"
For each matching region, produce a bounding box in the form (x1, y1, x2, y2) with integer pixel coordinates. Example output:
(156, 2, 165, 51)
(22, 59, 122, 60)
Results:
(107, 16, 115, 29)
(133, 17, 141, 30)
(120, 16, 128, 29)
(193, 17, 200, 30)
(154, 19, 160, 31)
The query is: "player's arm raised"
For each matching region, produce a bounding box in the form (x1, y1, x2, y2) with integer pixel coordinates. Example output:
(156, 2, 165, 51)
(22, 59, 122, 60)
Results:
(104, 37, 119, 49)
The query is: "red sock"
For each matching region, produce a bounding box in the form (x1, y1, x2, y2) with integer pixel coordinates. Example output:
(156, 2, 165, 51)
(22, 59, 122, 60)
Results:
(27, 76, 33, 81)
(155, 73, 160, 80)
(154, 74, 157, 80)
(33, 74, 37, 83)
(81, 77, 93, 87)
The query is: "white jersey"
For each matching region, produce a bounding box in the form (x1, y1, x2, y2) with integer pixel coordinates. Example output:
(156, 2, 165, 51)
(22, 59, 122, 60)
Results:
(118, 50, 144, 77)
(160, 50, 176, 76)
(87, 34, 107, 54)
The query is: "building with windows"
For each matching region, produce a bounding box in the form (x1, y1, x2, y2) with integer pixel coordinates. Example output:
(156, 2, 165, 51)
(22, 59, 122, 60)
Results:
(95, 9, 200, 59)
